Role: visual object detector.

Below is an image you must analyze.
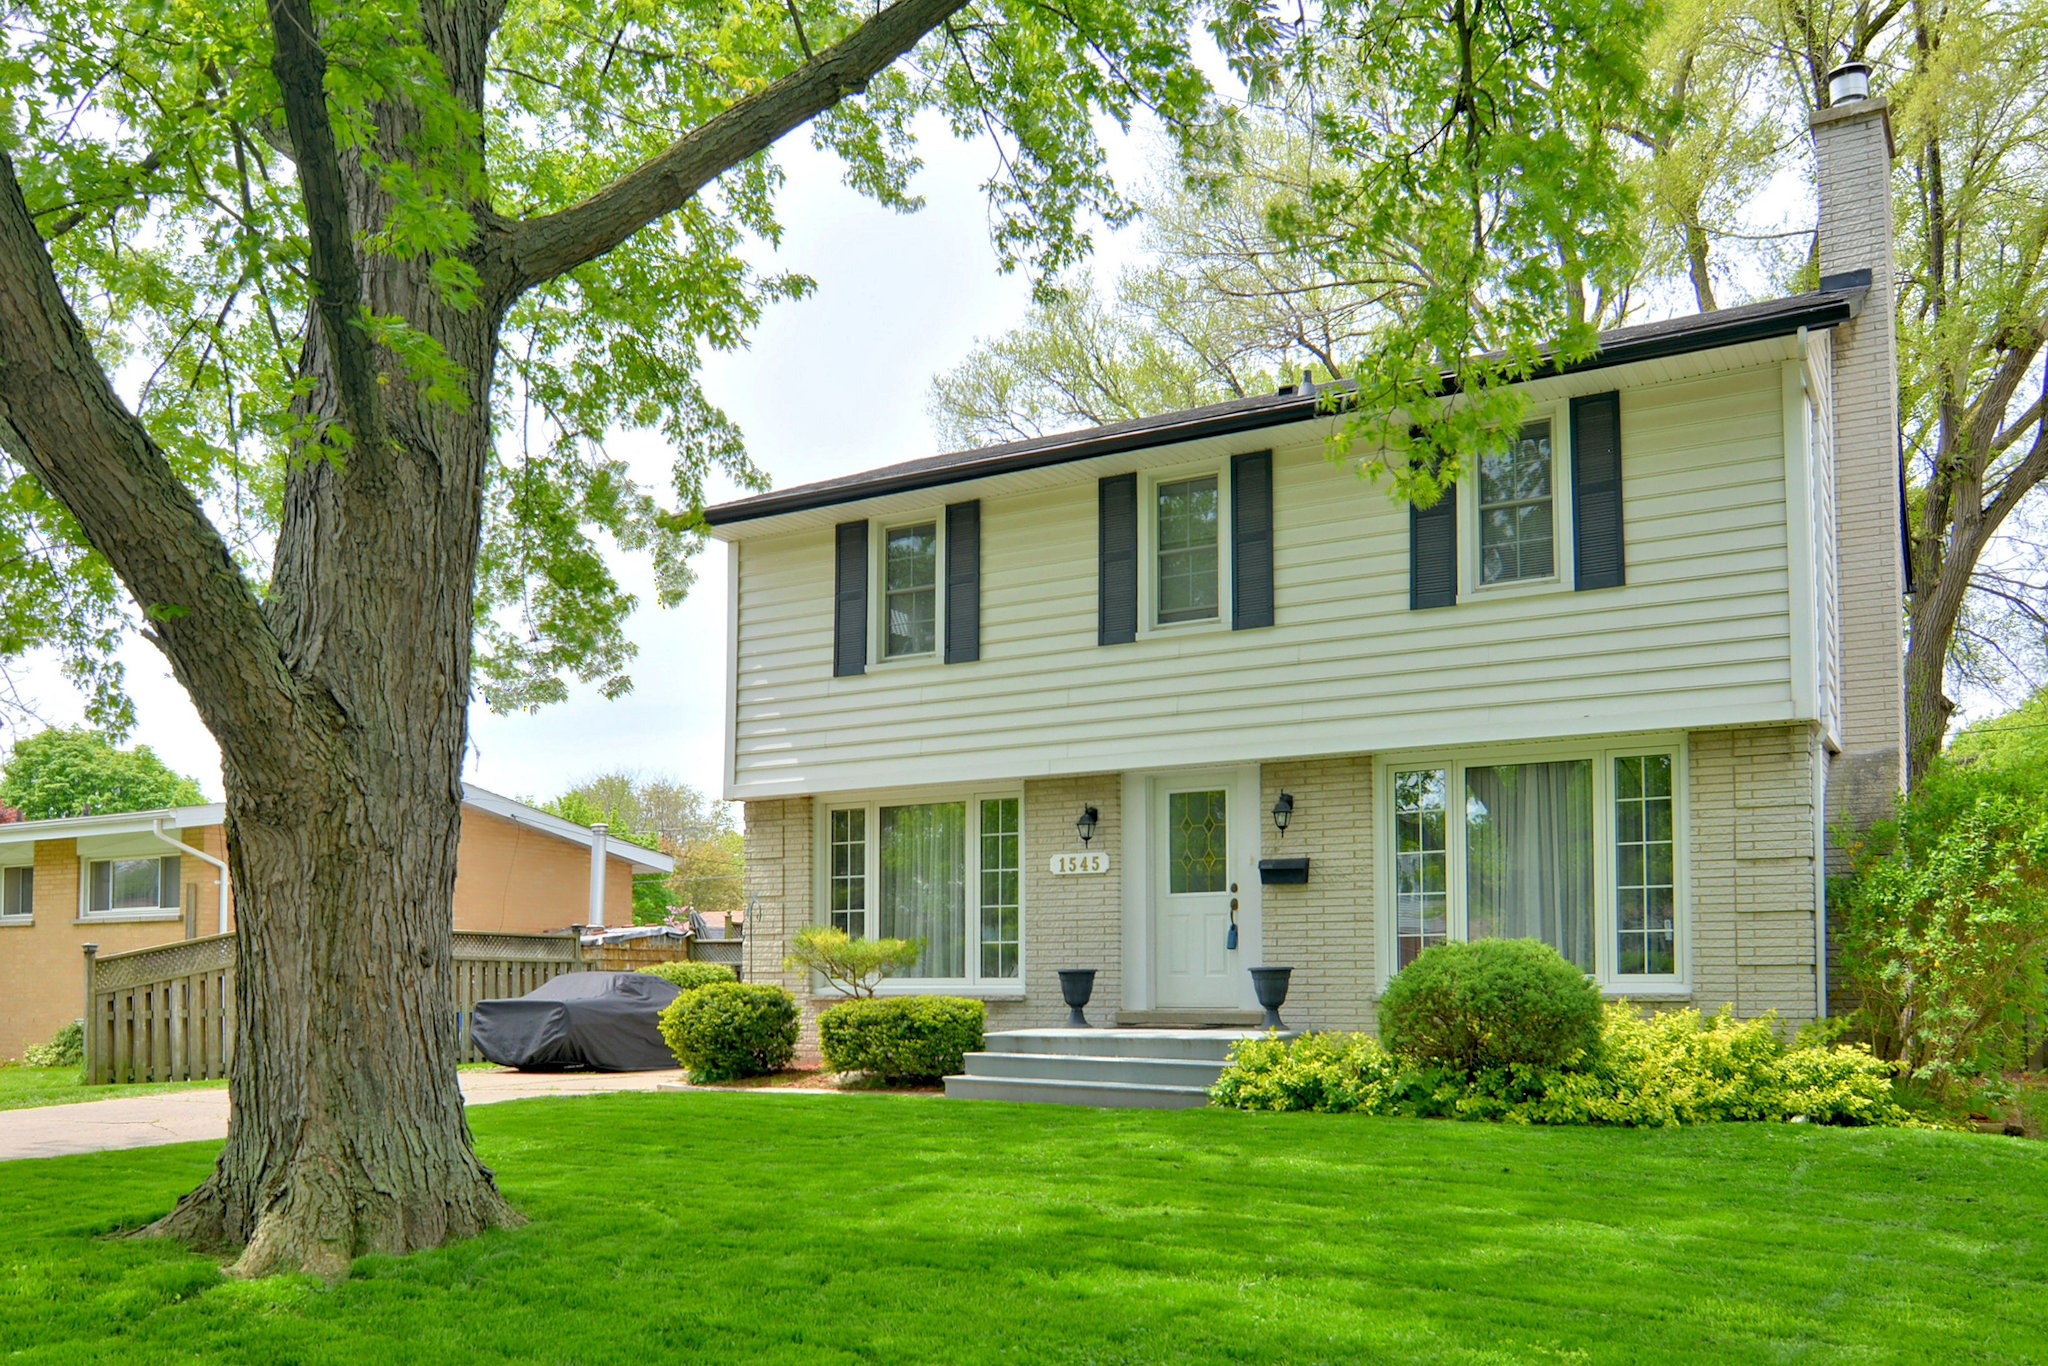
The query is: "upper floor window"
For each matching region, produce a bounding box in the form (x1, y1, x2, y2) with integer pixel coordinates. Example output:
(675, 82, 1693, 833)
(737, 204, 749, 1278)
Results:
(882, 522, 938, 658)
(1, 866, 31, 920)
(1156, 475, 1219, 624)
(85, 855, 180, 918)
(1477, 420, 1556, 585)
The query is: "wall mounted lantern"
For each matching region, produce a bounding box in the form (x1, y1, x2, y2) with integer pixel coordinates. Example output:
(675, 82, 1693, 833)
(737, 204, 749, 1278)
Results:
(1272, 792, 1294, 836)
(1075, 806, 1099, 845)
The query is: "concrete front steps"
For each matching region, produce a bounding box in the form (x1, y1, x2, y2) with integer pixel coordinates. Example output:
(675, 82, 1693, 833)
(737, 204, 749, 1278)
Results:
(944, 1027, 1291, 1109)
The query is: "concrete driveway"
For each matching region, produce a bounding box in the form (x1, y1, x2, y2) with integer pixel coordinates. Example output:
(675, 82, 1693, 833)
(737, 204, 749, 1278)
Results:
(0, 1068, 687, 1163)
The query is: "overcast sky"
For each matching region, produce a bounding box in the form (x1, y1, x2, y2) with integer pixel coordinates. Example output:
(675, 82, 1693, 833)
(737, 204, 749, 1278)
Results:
(5, 116, 1151, 810)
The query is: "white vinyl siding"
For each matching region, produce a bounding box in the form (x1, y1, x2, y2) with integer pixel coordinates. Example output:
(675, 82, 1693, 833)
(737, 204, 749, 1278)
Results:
(729, 359, 1799, 798)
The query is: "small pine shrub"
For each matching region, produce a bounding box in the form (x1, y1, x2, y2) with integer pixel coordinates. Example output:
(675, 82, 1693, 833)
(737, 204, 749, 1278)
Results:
(1379, 939, 1604, 1073)
(818, 996, 985, 1082)
(24, 1021, 83, 1069)
(658, 982, 798, 1083)
(638, 961, 738, 992)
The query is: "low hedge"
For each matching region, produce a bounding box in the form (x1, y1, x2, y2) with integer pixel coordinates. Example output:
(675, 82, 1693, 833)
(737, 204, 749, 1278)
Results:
(638, 961, 738, 992)
(1211, 1003, 1914, 1127)
(818, 996, 986, 1083)
(1378, 939, 1605, 1073)
(658, 982, 798, 1083)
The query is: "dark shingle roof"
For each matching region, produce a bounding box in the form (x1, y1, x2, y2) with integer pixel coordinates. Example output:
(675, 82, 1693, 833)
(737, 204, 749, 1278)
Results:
(706, 276, 1868, 527)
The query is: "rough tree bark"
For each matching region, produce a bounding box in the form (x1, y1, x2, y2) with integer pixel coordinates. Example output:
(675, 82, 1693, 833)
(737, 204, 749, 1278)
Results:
(0, 0, 967, 1281)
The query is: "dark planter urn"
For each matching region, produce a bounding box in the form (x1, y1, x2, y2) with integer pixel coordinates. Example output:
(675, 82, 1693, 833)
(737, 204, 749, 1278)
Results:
(1248, 966, 1294, 1031)
(1057, 969, 1098, 1028)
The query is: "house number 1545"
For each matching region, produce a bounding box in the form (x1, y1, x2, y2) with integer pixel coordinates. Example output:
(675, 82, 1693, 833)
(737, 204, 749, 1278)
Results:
(1049, 852, 1111, 875)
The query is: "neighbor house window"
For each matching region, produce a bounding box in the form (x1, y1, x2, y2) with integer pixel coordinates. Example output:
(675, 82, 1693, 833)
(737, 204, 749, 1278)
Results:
(882, 522, 938, 657)
(1477, 420, 1555, 585)
(85, 856, 180, 917)
(1387, 746, 1681, 985)
(1, 866, 31, 920)
(824, 794, 1022, 986)
(1155, 475, 1219, 624)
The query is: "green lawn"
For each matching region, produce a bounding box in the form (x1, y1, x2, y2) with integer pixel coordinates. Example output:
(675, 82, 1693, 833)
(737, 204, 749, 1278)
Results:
(0, 1065, 223, 1111)
(2, 1094, 2044, 1364)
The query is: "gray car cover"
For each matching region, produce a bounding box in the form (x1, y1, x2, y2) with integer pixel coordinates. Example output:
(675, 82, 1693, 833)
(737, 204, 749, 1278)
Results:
(470, 971, 682, 1071)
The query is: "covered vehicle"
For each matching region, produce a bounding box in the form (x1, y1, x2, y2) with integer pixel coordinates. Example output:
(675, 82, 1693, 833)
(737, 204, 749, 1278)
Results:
(470, 971, 681, 1071)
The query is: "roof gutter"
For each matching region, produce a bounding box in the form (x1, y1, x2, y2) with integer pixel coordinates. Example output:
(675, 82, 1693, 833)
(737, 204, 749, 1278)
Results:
(152, 818, 230, 936)
(706, 290, 1864, 528)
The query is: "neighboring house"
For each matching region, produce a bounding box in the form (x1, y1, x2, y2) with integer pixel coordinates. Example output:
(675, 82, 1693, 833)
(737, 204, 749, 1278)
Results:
(705, 84, 1906, 1042)
(0, 784, 673, 1058)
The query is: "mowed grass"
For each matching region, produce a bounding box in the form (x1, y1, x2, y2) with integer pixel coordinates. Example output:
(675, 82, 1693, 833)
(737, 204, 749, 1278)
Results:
(2, 1093, 2044, 1365)
(0, 1066, 223, 1112)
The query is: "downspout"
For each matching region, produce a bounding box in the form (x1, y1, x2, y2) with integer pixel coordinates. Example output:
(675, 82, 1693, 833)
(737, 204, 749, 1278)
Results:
(153, 819, 230, 936)
(588, 823, 609, 930)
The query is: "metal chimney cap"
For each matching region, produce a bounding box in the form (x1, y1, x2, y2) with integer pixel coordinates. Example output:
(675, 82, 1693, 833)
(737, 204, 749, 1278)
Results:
(1827, 61, 1873, 105)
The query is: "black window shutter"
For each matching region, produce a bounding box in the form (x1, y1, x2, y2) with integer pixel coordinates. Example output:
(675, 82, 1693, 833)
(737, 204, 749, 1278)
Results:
(944, 500, 981, 664)
(1410, 482, 1458, 610)
(1231, 451, 1275, 629)
(833, 520, 868, 677)
(1098, 473, 1138, 645)
(1571, 391, 1625, 591)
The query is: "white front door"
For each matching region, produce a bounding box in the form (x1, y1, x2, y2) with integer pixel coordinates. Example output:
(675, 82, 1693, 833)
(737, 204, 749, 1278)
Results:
(1153, 782, 1238, 1008)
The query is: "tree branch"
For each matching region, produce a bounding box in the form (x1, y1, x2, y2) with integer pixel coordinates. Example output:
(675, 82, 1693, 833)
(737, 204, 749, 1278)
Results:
(0, 152, 299, 762)
(266, 0, 385, 449)
(507, 0, 969, 292)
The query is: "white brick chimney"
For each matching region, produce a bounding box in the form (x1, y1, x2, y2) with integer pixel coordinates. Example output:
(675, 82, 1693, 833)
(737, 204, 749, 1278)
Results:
(1810, 69, 1906, 824)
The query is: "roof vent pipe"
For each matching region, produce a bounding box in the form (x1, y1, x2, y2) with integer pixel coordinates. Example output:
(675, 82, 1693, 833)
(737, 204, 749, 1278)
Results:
(588, 822, 609, 929)
(1827, 61, 1872, 106)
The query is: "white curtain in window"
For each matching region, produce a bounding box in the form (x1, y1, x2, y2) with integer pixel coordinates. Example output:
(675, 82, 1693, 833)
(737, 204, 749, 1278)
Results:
(1464, 761, 1595, 969)
(880, 803, 965, 977)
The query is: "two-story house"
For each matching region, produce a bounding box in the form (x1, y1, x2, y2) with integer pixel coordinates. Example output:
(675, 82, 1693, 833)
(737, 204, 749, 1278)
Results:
(707, 78, 1905, 1061)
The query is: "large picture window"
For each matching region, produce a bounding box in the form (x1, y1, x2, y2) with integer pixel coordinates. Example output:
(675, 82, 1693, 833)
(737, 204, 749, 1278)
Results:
(824, 793, 1023, 987)
(1386, 745, 1682, 987)
(85, 855, 181, 918)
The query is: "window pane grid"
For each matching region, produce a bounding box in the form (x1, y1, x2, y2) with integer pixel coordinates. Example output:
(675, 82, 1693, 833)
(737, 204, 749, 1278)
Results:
(1478, 422, 1555, 584)
(1, 866, 31, 919)
(1156, 476, 1219, 623)
(1394, 769, 1449, 969)
(978, 798, 1020, 980)
(829, 808, 867, 938)
(883, 523, 937, 657)
(1614, 754, 1677, 975)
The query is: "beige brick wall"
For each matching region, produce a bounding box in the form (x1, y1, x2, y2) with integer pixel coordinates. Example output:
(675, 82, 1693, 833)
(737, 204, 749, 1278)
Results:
(739, 797, 819, 1052)
(998, 774, 1124, 1030)
(1689, 724, 1824, 1027)
(1810, 98, 1905, 832)
(1260, 756, 1376, 1032)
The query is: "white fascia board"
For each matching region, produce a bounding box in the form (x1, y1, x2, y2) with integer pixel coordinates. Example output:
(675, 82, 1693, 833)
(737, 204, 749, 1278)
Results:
(459, 784, 676, 874)
(0, 803, 225, 848)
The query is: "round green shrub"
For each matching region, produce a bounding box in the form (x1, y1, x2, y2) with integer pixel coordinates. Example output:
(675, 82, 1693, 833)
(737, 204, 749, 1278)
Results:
(24, 1020, 84, 1069)
(658, 982, 798, 1082)
(1378, 939, 1603, 1073)
(638, 960, 738, 992)
(817, 996, 985, 1082)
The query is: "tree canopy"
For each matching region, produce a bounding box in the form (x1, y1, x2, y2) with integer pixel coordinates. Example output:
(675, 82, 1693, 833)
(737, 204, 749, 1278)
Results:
(0, 726, 207, 819)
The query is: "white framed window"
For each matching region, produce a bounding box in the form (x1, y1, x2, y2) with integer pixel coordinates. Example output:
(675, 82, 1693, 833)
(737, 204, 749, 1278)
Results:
(83, 855, 181, 920)
(1464, 407, 1572, 594)
(1155, 475, 1220, 625)
(820, 791, 1023, 990)
(1, 865, 32, 921)
(879, 520, 940, 659)
(1381, 738, 1688, 992)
